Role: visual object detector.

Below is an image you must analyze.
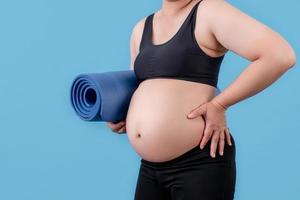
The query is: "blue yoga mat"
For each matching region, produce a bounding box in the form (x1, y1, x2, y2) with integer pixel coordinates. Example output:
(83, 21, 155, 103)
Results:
(70, 70, 140, 123)
(70, 70, 221, 122)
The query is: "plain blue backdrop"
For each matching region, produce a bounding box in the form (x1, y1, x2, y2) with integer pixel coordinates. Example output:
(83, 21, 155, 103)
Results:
(0, 0, 299, 199)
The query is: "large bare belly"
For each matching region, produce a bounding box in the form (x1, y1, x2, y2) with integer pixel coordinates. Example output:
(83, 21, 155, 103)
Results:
(126, 78, 216, 162)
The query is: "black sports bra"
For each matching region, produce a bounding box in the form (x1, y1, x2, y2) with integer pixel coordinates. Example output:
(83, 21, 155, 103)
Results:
(134, 0, 225, 87)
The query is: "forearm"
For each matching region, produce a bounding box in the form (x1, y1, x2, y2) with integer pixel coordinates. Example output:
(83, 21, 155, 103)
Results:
(211, 55, 295, 110)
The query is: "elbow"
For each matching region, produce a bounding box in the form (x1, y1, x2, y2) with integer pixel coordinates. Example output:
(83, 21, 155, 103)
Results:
(282, 47, 297, 70)
(267, 45, 297, 71)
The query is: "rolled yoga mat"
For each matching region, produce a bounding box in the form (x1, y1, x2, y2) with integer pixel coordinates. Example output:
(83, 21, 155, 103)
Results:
(70, 70, 140, 123)
(70, 70, 222, 122)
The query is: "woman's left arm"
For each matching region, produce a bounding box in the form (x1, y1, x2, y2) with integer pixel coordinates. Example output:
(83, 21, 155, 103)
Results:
(187, 0, 296, 158)
(208, 0, 296, 110)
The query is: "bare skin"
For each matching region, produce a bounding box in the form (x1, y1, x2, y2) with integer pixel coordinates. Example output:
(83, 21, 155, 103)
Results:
(107, 0, 296, 161)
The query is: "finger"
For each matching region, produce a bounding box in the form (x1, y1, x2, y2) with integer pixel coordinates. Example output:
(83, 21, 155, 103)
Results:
(106, 122, 113, 128)
(111, 121, 126, 132)
(210, 131, 220, 158)
(187, 104, 206, 119)
(218, 131, 225, 156)
(107, 121, 124, 127)
(117, 121, 126, 125)
(117, 126, 126, 134)
(225, 128, 232, 146)
(199, 125, 213, 149)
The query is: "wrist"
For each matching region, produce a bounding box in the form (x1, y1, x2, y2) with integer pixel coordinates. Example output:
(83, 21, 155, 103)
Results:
(211, 98, 228, 111)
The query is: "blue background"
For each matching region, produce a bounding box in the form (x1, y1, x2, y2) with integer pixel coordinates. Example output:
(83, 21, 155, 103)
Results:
(0, 0, 299, 199)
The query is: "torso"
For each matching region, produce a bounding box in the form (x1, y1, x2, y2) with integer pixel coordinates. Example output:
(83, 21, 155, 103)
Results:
(126, 0, 228, 162)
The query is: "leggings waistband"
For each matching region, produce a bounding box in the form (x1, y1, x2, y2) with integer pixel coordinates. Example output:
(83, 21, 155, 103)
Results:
(141, 144, 202, 167)
(140, 133, 235, 167)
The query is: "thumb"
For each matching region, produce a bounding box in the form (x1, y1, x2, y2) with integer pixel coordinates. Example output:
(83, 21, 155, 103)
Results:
(187, 103, 207, 119)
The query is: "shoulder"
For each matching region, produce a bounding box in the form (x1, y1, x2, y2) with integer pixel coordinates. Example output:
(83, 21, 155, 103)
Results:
(196, 0, 236, 24)
(130, 14, 151, 51)
(197, 0, 239, 23)
(194, 0, 230, 55)
(131, 15, 148, 40)
(195, 0, 252, 53)
(197, 0, 251, 27)
(198, 0, 229, 10)
(129, 14, 152, 69)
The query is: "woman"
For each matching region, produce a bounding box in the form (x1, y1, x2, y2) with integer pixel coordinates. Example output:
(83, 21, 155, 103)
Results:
(107, 0, 296, 199)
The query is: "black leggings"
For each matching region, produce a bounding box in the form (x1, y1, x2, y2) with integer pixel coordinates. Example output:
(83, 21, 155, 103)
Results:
(134, 134, 236, 200)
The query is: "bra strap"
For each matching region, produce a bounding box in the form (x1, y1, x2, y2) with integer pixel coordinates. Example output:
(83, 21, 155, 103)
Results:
(139, 13, 154, 51)
(190, 0, 202, 31)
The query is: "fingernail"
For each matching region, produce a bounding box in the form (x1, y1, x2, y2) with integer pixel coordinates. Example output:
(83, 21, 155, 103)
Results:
(220, 151, 223, 156)
(188, 113, 195, 118)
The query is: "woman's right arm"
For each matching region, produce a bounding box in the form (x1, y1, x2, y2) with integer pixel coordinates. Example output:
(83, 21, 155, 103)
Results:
(106, 17, 146, 134)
